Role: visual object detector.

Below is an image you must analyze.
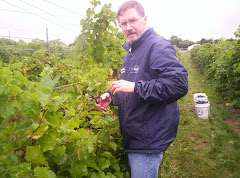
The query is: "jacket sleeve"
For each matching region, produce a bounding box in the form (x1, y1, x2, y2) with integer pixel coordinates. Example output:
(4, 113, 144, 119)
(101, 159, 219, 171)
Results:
(134, 43, 188, 104)
(106, 90, 120, 106)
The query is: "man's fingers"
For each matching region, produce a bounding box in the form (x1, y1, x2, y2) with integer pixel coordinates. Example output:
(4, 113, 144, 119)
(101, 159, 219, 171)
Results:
(111, 80, 135, 95)
(95, 103, 108, 111)
(111, 84, 118, 94)
(100, 93, 111, 100)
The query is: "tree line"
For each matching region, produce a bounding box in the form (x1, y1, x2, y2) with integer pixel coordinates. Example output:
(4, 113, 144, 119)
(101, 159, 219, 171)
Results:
(168, 35, 237, 49)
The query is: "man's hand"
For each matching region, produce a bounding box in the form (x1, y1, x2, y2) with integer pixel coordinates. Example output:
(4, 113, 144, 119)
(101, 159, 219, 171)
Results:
(95, 93, 111, 111)
(111, 80, 135, 95)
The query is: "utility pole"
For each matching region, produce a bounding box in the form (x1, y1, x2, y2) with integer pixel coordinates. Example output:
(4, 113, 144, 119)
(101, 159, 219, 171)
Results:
(46, 28, 50, 55)
(9, 30, 10, 39)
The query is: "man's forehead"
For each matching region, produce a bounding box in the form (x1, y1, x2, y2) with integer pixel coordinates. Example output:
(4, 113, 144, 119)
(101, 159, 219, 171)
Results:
(119, 8, 141, 21)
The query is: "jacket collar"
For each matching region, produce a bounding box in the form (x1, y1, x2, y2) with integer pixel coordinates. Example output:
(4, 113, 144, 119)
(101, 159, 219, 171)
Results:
(123, 28, 154, 52)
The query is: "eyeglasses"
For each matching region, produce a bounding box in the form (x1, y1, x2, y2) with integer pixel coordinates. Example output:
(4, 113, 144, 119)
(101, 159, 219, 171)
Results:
(119, 17, 143, 28)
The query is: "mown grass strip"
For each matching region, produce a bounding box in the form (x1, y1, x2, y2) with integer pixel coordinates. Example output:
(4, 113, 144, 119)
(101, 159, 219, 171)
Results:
(160, 51, 240, 178)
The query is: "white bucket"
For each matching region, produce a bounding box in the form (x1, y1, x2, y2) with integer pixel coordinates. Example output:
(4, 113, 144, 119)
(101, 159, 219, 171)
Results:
(195, 103, 210, 119)
(194, 93, 206, 98)
(194, 93, 208, 102)
(194, 96, 208, 103)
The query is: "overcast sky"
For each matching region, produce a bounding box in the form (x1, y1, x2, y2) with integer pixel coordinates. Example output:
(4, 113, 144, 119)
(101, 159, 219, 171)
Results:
(0, 0, 240, 44)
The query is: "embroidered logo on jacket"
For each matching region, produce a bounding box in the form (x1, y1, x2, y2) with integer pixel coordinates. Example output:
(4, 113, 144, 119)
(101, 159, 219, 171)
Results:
(121, 65, 139, 74)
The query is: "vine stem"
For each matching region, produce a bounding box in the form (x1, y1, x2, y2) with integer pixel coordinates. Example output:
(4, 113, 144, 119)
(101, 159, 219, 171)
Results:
(13, 108, 48, 153)
(65, 153, 73, 162)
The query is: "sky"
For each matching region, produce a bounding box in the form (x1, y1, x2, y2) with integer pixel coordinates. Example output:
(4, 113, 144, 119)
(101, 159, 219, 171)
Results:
(0, 0, 240, 44)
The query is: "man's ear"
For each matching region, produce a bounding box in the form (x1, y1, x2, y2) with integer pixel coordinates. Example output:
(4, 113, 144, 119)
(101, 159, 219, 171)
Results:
(144, 16, 147, 25)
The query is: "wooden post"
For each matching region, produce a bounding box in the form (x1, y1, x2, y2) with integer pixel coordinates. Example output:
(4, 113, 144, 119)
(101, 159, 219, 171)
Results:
(46, 28, 50, 55)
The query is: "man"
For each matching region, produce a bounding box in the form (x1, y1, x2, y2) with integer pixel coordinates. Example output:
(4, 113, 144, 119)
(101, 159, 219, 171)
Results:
(96, 1, 188, 177)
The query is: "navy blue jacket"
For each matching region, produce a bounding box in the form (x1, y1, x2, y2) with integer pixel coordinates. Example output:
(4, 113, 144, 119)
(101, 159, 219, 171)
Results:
(112, 28, 188, 153)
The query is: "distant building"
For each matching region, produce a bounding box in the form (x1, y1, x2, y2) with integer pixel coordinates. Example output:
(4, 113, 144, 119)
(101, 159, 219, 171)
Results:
(187, 44, 201, 50)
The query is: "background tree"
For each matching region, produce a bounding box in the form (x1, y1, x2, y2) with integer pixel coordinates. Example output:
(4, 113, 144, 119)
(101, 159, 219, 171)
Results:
(196, 38, 213, 44)
(169, 35, 182, 47)
(168, 35, 194, 48)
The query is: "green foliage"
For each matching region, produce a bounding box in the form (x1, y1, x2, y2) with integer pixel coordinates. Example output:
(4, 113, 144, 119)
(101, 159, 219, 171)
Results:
(0, 1, 131, 177)
(173, 45, 180, 59)
(191, 25, 240, 108)
(0, 36, 74, 83)
(196, 38, 214, 45)
(74, 0, 126, 71)
(0, 51, 130, 177)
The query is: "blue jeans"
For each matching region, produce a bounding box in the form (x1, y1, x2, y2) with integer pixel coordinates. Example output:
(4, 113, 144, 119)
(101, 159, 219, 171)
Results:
(128, 152, 163, 178)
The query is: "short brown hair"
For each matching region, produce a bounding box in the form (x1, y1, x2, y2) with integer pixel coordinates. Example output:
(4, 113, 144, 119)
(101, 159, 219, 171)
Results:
(117, 0, 145, 20)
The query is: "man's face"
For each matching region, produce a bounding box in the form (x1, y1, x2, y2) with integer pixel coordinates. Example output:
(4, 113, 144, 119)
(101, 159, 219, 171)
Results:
(119, 8, 147, 43)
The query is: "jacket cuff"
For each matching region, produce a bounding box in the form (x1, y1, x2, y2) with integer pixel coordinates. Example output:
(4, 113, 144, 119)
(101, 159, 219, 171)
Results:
(134, 81, 140, 95)
(106, 90, 119, 106)
(106, 90, 113, 100)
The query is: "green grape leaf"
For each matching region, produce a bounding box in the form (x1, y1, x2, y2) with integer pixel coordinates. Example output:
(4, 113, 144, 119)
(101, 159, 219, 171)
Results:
(90, 172, 107, 178)
(88, 141, 94, 153)
(9, 85, 22, 96)
(21, 99, 40, 121)
(101, 151, 113, 158)
(109, 142, 117, 151)
(53, 154, 67, 166)
(14, 119, 32, 134)
(106, 172, 116, 177)
(13, 71, 29, 86)
(34, 166, 56, 178)
(67, 121, 80, 130)
(69, 130, 81, 141)
(37, 90, 49, 107)
(8, 163, 32, 177)
(40, 75, 58, 92)
(90, 172, 99, 178)
(45, 112, 60, 127)
(25, 146, 47, 165)
(70, 160, 88, 178)
(99, 158, 110, 170)
(0, 165, 7, 176)
(0, 85, 5, 95)
(65, 107, 76, 117)
(6, 155, 18, 166)
(37, 133, 57, 152)
(87, 157, 100, 171)
(1, 66, 12, 76)
(111, 162, 120, 172)
(52, 145, 66, 157)
(29, 123, 39, 131)
(0, 99, 18, 120)
(77, 128, 89, 139)
(114, 172, 124, 178)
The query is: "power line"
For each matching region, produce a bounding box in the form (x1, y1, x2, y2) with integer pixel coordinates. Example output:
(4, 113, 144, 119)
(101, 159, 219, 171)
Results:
(0, 8, 81, 27)
(40, 0, 86, 18)
(0, 47, 74, 54)
(0, 0, 79, 35)
(18, 0, 63, 23)
(0, 8, 47, 15)
(0, 35, 33, 40)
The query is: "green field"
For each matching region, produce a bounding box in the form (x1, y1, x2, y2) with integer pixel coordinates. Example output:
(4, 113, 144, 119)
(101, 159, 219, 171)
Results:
(160, 51, 240, 177)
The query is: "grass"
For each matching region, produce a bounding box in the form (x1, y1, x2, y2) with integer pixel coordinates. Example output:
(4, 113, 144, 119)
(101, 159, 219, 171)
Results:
(160, 51, 240, 177)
